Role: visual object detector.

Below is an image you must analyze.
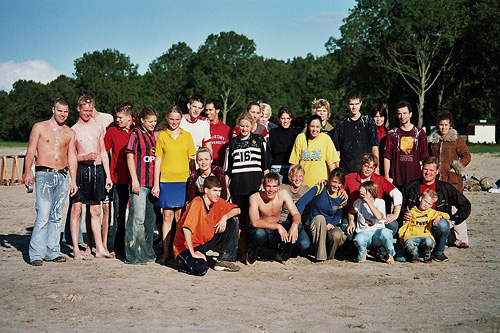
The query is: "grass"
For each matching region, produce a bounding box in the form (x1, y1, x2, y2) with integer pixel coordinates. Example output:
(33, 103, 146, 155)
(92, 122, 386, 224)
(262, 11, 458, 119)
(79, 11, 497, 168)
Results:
(0, 141, 28, 148)
(467, 144, 500, 154)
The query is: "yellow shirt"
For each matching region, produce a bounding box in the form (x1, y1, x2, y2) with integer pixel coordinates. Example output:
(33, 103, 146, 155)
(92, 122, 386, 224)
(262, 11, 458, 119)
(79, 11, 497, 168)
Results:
(398, 207, 450, 242)
(155, 129, 196, 183)
(289, 133, 339, 187)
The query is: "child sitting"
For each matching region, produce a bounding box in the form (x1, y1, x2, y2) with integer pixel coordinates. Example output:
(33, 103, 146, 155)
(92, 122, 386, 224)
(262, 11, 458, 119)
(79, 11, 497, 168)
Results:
(347, 181, 395, 264)
(398, 189, 450, 263)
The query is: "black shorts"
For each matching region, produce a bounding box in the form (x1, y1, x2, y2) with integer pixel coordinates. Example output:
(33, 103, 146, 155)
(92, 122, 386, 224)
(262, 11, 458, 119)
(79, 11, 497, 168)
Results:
(73, 163, 106, 203)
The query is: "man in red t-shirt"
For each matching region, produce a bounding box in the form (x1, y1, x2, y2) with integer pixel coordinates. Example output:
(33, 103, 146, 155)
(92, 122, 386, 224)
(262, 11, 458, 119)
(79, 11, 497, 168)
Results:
(205, 98, 230, 167)
(173, 176, 241, 276)
(104, 102, 134, 258)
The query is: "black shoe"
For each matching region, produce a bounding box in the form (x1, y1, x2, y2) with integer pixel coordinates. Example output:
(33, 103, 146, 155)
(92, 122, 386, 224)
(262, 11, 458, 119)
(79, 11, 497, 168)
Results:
(432, 253, 448, 261)
(44, 256, 66, 263)
(31, 260, 43, 266)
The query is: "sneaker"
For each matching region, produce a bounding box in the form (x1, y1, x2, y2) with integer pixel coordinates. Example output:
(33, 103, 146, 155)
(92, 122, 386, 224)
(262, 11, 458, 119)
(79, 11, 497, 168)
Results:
(31, 260, 43, 266)
(44, 256, 66, 263)
(423, 259, 433, 264)
(214, 261, 240, 272)
(458, 242, 469, 249)
(432, 253, 448, 261)
(411, 259, 420, 263)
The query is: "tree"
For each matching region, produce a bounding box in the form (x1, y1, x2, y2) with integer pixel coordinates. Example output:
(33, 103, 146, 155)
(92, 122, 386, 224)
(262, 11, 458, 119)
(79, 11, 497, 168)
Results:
(74, 49, 140, 113)
(190, 31, 257, 123)
(327, 0, 462, 127)
(146, 42, 193, 117)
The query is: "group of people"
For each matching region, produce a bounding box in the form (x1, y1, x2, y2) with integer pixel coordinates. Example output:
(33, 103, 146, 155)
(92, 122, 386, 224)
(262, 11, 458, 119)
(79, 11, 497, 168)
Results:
(24, 90, 472, 277)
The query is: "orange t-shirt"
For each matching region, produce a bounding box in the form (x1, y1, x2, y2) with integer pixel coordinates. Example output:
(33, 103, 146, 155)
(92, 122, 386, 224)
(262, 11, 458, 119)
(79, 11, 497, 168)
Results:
(173, 196, 237, 258)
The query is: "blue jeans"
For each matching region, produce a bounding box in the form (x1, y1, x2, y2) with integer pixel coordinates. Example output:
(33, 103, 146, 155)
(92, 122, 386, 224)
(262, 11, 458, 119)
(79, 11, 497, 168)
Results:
(29, 171, 69, 262)
(432, 219, 450, 255)
(270, 165, 289, 184)
(247, 220, 303, 262)
(404, 237, 435, 261)
(125, 187, 156, 264)
(353, 228, 395, 262)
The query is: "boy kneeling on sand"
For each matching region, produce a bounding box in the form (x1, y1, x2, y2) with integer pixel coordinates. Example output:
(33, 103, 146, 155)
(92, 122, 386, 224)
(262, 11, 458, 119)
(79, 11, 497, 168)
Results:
(398, 189, 450, 263)
(173, 176, 241, 276)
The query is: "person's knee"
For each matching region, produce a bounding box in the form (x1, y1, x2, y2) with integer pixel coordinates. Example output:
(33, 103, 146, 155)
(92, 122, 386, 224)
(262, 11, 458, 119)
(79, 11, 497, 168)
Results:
(434, 219, 451, 235)
(89, 204, 101, 217)
(248, 228, 267, 243)
(380, 228, 393, 241)
(332, 228, 345, 243)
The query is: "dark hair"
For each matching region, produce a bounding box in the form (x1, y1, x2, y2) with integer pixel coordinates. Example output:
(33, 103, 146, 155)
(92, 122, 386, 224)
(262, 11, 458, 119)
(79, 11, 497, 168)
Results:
(246, 101, 260, 112)
(263, 172, 281, 185)
(189, 93, 204, 105)
(422, 156, 440, 169)
(204, 175, 221, 189)
(277, 106, 294, 123)
(78, 90, 94, 99)
(328, 168, 345, 184)
(136, 106, 157, 127)
(306, 115, 323, 143)
(115, 102, 134, 116)
(346, 91, 362, 103)
(54, 98, 69, 108)
(369, 104, 387, 120)
(156, 123, 169, 132)
(396, 100, 412, 114)
(436, 110, 454, 127)
(206, 98, 222, 111)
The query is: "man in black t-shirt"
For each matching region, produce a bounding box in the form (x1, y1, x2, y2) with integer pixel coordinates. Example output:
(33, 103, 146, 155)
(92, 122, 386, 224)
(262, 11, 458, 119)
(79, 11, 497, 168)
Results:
(332, 91, 379, 174)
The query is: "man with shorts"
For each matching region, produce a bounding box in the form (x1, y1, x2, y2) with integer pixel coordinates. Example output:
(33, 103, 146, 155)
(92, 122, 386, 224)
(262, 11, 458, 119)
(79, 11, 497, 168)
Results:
(24, 98, 78, 266)
(70, 95, 113, 260)
(247, 172, 302, 266)
(173, 176, 240, 276)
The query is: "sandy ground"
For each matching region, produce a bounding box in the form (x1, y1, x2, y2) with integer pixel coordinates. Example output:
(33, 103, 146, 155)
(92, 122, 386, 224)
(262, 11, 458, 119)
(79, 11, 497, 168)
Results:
(1, 147, 499, 332)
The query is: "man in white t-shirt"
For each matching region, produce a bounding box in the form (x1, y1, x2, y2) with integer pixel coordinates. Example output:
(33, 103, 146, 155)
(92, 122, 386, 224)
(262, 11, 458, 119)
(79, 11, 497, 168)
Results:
(180, 93, 212, 154)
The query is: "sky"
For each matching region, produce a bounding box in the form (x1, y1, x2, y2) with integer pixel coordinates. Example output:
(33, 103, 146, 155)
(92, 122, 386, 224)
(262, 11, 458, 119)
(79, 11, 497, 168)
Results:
(0, 0, 356, 92)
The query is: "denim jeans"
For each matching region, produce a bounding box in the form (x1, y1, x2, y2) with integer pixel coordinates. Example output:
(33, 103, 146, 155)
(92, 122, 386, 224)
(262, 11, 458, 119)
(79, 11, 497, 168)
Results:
(247, 220, 303, 262)
(113, 183, 130, 257)
(29, 171, 69, 262)
(125, 186, 156, 264)
(404, 236, 435, 261)
(353, 228, 395, 262)
(432, 218, 450, 255)
(177, 217, 239, 276)
(270, 165, 289, 185)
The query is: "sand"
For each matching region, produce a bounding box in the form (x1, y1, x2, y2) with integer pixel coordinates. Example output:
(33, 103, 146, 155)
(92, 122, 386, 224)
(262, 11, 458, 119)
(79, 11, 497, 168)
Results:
(1, 147, 499, 332)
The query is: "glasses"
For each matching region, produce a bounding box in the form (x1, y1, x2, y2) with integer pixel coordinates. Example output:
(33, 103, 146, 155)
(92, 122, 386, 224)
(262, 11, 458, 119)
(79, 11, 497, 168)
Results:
(362, 164, 376, 170)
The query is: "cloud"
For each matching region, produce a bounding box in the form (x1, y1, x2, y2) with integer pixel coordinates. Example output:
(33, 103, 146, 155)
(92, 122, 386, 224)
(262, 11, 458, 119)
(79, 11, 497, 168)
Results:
(299, 11, 348, 27)
(0, 60, 62, 92)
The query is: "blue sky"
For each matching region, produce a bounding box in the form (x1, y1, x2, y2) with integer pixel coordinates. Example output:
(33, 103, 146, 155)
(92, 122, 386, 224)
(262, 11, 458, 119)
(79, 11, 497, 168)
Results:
(0, 0, 356, 91)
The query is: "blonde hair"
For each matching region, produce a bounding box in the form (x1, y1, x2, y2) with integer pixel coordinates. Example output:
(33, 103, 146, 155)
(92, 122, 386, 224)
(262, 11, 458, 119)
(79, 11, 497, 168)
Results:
(311, 98, 330, 118)
(78, 95, 95, 108)
(260, 103, 272, 118)
(288, 164, 305, 182)
(422, 189, 438, 202)
(236, 112, 255, 127)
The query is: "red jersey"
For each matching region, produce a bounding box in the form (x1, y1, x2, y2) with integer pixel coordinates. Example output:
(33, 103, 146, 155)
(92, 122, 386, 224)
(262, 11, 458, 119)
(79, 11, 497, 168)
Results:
(210, 120, 231, 167)
(125, 126, 156, 187)
(420, 182, 437, 209)
(344, 172, 397, 215)
(104, 126, 132, 185)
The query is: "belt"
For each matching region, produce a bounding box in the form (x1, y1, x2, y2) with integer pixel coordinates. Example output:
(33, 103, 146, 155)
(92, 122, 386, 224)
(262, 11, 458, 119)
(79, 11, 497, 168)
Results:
(35, 166, 68, 175)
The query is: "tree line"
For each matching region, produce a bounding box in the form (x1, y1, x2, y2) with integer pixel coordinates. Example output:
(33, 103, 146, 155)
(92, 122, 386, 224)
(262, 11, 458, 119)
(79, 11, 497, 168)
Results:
(1, 0, 498, 142)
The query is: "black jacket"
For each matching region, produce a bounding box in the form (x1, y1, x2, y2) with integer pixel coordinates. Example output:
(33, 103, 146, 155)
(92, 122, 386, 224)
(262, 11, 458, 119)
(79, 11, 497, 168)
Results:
(400, 178, 471, 225)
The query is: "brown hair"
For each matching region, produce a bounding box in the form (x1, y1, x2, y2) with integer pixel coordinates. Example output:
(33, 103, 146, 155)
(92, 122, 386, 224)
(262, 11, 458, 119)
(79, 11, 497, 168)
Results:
(436, 110, 454, 127)
(360, 180, 378, 198)
(360, 153, 379, 168)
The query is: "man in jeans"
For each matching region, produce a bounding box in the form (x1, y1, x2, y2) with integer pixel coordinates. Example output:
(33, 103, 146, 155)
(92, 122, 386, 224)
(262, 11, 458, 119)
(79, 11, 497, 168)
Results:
(173, 176, 241, 276)
(400, 156, 471, 261)
(23, 98, 78, 266)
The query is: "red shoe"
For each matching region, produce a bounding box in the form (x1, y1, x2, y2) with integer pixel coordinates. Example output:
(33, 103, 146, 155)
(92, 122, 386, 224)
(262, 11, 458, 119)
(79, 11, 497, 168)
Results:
(423, 259, 433, 264)
(411, 259, 420, 263)
(458, 242, 469, 248)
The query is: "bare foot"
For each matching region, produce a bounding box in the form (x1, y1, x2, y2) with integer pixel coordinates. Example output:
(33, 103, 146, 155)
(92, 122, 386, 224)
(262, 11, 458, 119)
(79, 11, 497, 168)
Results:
(358, 251, 367, 263)
(315, 259, 327, 263)
(245, 253, 257, 267)
(73, 252, 85, 260)
(386, 254, 395, 265)
(276, 253, 291, 265)
(156, 253, 169, 265)
(95, 251, 114, 259)
(83, 246, 92, 257)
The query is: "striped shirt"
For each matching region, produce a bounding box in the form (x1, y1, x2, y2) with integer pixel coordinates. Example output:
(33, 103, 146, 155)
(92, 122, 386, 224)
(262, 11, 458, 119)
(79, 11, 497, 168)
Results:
(125, 126, 156, 187)
(224, 133, 269, 195)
